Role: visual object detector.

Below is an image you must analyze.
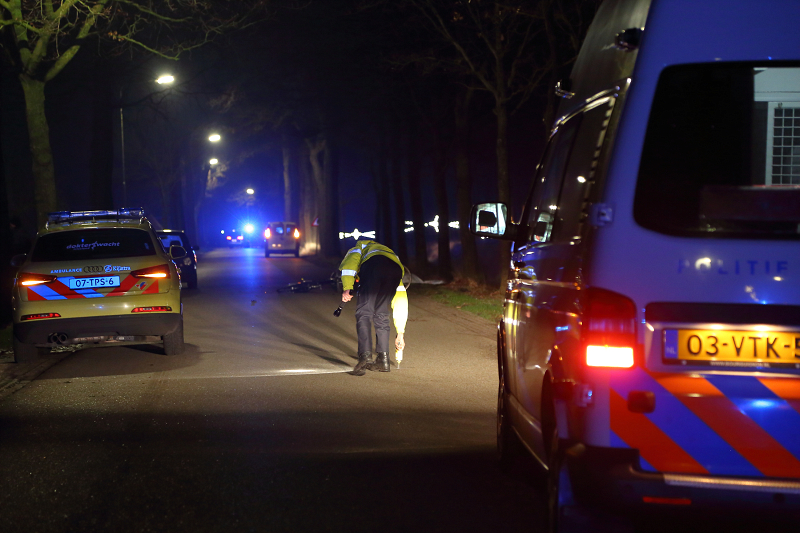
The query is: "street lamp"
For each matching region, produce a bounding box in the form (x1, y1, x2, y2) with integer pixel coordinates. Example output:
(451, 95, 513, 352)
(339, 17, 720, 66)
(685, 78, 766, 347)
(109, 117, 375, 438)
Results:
(246, 188, 254, 195)
(208, 133, 221, 142)
(120, 74, 174, 206)
(209, 158, 218, 165)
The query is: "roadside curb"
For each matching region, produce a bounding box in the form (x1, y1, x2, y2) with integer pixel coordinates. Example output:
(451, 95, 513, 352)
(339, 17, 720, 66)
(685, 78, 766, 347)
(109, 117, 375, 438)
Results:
(0, 351, 72, 402)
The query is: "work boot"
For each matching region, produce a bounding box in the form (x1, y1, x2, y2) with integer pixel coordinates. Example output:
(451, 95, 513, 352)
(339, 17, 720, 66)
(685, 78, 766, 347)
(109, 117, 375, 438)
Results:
(352, 352, 373, 376)
(370, 352, 390, 372)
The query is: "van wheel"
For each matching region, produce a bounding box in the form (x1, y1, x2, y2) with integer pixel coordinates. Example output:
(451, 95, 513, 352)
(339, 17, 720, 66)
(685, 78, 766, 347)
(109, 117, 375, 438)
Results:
(547, 430, 624, 533)
(294, 247, 300, 258)
(163, 319, 185, 355)
(13, 336, 40, 364)
(265, 249, 270, 258)
(497, 366, 523, 468)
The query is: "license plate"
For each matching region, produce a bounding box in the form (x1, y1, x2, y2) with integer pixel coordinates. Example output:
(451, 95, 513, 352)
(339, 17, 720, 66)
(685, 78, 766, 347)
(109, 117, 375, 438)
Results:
(68, 276, 120, 289)
(665, 329, 800, 367)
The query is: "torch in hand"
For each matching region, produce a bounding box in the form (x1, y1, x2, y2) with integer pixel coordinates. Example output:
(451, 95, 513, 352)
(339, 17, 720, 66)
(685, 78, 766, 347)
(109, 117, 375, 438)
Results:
(333, 290, 353, 317)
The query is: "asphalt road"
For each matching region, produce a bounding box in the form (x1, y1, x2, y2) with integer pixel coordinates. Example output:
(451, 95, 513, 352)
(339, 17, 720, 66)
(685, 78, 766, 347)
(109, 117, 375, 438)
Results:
(0, 247, 543, 533)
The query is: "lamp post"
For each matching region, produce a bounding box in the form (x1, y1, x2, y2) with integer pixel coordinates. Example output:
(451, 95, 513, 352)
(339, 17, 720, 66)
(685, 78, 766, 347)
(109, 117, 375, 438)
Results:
(120, 74, 175, 206)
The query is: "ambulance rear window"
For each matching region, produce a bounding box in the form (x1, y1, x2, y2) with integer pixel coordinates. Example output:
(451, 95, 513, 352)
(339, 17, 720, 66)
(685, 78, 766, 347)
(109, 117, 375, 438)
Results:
(31, 229, 158, 262)
(635, 62, 800, 239)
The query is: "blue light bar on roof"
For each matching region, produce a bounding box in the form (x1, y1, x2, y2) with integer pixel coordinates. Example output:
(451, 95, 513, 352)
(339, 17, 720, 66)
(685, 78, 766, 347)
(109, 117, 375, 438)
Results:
(46, 208, 146, 224)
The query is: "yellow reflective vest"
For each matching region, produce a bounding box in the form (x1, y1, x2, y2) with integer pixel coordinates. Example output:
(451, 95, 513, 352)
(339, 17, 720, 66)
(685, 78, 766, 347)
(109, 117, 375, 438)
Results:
(339, 240, 408, 333)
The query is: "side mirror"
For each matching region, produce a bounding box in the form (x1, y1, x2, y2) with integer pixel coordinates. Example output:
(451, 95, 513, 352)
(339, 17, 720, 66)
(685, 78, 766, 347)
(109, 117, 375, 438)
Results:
(170, 245, 188, 260)
(469, 202, 517, 241)
(10, 254, 26, 267)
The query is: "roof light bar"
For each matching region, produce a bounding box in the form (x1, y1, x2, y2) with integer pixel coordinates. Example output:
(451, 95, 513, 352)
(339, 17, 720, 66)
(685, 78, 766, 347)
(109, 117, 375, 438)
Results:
(46, 208, 146, 225)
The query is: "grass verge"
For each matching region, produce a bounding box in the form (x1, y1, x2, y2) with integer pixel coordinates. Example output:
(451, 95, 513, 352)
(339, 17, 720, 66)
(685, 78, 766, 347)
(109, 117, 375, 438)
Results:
(411, 278, 503, 323)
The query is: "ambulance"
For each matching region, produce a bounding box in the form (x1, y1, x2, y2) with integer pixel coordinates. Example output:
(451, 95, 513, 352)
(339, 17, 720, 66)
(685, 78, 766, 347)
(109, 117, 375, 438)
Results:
(471, 0, 800, 530)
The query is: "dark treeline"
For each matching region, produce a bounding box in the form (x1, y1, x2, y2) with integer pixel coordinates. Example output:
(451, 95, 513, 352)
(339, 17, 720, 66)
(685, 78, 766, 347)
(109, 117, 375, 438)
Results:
(0, 0, 601, 315)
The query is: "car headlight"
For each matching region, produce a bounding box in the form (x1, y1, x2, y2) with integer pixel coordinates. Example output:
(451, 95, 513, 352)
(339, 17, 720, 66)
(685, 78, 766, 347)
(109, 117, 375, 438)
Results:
(183, 257, 192, 266)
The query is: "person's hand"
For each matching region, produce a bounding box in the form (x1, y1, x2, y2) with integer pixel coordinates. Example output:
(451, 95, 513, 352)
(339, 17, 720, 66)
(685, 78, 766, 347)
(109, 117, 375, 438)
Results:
(395, 333, 405, 351)
(342, 290, 352, 303)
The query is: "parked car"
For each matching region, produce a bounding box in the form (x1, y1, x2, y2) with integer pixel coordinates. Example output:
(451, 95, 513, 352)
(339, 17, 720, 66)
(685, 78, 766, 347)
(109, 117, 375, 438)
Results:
(11, 209, 185, 363)
(471, 0, 800, 531)
(264, 222, 301, 257)
(156, 230, 198, 289)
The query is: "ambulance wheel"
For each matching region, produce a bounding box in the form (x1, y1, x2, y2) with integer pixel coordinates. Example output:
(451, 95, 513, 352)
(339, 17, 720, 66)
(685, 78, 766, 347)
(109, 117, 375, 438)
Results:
(497, 358, 523, 469)
(163, 319, 185, 355)
(294, 247, 300, 258)
(13, 336, 40, 364)
(265, 249, 271, 258)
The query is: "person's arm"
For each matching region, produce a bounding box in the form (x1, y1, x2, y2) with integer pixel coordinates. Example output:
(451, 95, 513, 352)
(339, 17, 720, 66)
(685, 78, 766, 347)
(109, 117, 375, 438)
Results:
(339, 247, 361, 297)
(391, 284, 408, 350)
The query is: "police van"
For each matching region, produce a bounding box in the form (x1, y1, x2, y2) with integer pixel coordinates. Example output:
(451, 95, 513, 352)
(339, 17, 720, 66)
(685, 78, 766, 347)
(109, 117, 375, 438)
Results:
(471, 0, 800, 530)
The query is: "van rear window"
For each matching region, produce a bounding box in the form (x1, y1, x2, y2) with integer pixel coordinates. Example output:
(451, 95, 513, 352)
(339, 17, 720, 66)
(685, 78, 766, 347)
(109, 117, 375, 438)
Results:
(31, 229, 157, 262)
(635, 63, 800, 239)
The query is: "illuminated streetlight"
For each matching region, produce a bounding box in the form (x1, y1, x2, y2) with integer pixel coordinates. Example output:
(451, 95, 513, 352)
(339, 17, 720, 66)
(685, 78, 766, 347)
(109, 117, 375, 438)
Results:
(246, 188, 254, 195)
(209, 158, 218, 165)
(208, 133, 221, 142)
(156, 74, 175, 84)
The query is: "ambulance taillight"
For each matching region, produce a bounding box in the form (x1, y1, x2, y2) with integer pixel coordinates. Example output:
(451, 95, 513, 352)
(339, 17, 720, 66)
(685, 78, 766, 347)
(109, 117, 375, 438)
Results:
(584, 288, 636, 368)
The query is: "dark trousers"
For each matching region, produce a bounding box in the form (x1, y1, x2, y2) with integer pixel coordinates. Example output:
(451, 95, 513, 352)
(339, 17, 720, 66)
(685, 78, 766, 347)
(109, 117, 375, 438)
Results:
(355, 255, 402, 354)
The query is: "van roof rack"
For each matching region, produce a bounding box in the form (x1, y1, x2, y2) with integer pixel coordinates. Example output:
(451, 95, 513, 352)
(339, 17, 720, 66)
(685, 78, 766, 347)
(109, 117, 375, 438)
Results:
(46, 208, 147, 229)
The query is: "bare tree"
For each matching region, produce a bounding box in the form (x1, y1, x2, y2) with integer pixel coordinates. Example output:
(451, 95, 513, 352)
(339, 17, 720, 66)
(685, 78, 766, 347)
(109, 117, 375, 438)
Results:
(0, 0, 267, 224)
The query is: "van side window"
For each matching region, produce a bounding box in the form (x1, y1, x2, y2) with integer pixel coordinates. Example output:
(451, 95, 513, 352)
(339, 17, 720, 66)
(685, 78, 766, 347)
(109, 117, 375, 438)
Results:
(551, 99, 616, 243)
(521, 116, 581, 244)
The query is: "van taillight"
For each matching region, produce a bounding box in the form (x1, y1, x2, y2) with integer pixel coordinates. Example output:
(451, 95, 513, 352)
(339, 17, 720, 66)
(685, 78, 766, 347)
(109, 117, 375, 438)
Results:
(584, 288, 636, 368)
(18, 273, 57, 286)
(293, 228, 300, 239)
(265, 228, 271, 239)
(131, 264, 170, 279)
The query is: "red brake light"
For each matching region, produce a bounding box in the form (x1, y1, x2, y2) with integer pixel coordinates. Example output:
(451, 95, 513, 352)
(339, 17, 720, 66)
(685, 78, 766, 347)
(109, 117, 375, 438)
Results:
(22, 313, 61, 320)
(226, 235, 232, 240)
(19, 273, 57, 286)
(237, 235, 243, 240)
(132, 306, 172, 313)
(265, 228, 271, 239)
(293, 228, 300, 239)
(131, 264, 171, 279)
(584, 288, 636, 368)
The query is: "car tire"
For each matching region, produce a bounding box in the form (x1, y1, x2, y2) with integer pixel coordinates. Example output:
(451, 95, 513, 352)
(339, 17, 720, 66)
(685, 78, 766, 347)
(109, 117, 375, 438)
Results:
(497, 359, 523, 469)
(186, 274, 197, 290)
(13, 335, 40, 364)
(163, 318, 185, 355)
(294, 247, 300, 258)
(265, 249, 271, 258)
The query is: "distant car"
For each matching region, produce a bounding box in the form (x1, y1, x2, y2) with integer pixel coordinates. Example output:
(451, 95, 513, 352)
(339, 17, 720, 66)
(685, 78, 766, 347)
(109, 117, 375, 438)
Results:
(156, 230, 198, 289)
(223, 230, 247, 247)
(264, 222, 301, 257)
(11, 209, 185, 363)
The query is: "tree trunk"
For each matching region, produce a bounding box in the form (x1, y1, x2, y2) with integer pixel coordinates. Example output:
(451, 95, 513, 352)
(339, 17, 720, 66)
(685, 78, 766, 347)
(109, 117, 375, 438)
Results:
(19, 75, 57, 225)
(454, 88, 482, 284)
(495, 89, 511, 288)
(389, 142, 408, 262)
(432, 131, 452, 282)
(306, 136, 328, 256)
(406, 126, 430, 275)
(282, 135, 292, 220)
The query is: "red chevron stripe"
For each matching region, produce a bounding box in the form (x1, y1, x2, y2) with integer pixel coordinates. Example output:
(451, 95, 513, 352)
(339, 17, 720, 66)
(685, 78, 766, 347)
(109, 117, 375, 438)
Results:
(610, 389, 708, 474)
(108, 274, 138, 296)
(658, 375, 800, 478)
(758, 378, 800, 418)
(143, 279, 159, 294)
(26, 288, 46, 301)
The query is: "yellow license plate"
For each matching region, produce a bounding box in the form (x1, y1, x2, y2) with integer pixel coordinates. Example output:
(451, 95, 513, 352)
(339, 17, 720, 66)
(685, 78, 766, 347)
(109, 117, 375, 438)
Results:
(665, 329, 800, 365)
